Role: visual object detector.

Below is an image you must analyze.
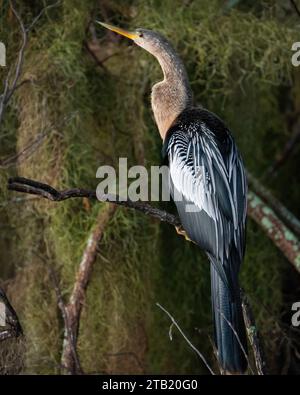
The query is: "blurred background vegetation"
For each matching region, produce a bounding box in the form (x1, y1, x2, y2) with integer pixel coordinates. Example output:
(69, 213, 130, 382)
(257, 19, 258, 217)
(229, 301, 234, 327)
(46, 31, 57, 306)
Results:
(0, 0, 300, 374)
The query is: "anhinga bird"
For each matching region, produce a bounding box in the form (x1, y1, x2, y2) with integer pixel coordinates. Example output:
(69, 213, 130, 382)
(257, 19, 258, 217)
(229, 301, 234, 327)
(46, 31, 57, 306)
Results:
(98, 22, 248, 374)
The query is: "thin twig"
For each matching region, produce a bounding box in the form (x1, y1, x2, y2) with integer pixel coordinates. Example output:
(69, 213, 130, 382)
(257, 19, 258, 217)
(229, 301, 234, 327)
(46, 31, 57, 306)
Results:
(0, 130, 48, 169)
(241, 290, 267, 375)
(290, 0, 300, 18)
(83, 40, 108, 71)
(0, 1, 61, 124)
(156, 302, 215, 375)
(0, 113, 76, 169)
(13, 78, 32, 91)
(26, 1, 61, 32)
(5, 1, 27, 106)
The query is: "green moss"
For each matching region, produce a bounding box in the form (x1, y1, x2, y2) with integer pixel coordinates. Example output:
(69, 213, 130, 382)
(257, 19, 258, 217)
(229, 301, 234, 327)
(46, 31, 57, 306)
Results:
(0, 0, 298, 374)
(261, 216, 274, 230)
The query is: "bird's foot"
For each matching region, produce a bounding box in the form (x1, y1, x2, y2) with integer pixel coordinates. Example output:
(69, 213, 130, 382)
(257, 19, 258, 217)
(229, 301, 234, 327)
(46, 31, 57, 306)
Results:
(175, 226, 191, 242)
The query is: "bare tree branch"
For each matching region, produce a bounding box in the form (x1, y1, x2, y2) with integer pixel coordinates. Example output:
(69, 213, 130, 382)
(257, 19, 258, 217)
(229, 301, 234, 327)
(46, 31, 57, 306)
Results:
(0, 113, 76, 169)
(26, 1, 61, 32)
(4, 1, 27, 108)
(241, 289, 267, 375)
(290, 0, 300, 18)
(42, 259, 83, 375)
(83, 40, 108, 71)
(60, 205, 117, 374)
(0, 1, 61, 125)
(0, 130, 48, 169)
(247, 190, 300, 274)
(247, 171, 300, 238)
(7, 176, 300, 274)
(7, 177, 180, 227)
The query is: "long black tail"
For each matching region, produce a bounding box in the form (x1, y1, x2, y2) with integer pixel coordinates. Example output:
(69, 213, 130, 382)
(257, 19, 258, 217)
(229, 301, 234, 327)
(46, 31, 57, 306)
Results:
(210, 262, 248, 374)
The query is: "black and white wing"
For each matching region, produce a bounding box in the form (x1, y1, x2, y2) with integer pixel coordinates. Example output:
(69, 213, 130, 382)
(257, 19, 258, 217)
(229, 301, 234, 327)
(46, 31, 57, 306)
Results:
(163, 108, 247, 293)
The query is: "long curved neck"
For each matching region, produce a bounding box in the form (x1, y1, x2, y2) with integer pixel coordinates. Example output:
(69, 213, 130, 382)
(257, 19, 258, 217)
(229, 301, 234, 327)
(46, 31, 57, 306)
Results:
(151, 43, 193, 140)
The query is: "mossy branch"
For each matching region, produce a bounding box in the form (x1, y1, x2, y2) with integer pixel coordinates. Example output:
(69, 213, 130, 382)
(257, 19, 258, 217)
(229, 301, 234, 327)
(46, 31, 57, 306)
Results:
(60, 204, 117, 375)
(40, 204, 117, 374)
(6, 176, 277, 375)
(247, 191, 300, 273)
(8, 176, 300, 275)
(247, 171, 300, 238)
(10, 174, 300, 374)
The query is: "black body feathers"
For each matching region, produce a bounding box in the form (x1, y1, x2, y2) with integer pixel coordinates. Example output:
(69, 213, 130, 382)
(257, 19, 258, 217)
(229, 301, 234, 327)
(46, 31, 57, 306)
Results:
(163, 107, 248, 373)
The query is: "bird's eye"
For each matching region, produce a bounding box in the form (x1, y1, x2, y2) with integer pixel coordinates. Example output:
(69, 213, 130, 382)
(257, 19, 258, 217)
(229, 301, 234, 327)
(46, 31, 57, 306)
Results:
(138, 32, 143, 38)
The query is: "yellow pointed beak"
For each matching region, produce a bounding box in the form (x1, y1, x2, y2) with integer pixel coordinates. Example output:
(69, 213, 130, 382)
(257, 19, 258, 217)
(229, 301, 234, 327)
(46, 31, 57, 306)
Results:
(96, 21, 138, 40)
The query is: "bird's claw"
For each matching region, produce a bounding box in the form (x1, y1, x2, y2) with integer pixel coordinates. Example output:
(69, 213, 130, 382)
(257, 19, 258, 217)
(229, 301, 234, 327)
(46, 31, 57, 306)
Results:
(175, 226, 191, 242)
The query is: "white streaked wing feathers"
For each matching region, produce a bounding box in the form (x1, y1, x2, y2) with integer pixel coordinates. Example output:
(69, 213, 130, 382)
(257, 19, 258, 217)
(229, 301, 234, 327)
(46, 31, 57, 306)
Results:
(167, 121, 247, 266)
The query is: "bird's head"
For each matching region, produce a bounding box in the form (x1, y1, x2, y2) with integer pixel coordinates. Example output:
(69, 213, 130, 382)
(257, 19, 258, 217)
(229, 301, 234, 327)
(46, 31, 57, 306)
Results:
(97, 21, 192, 139)
(96, 21, 171, 58)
